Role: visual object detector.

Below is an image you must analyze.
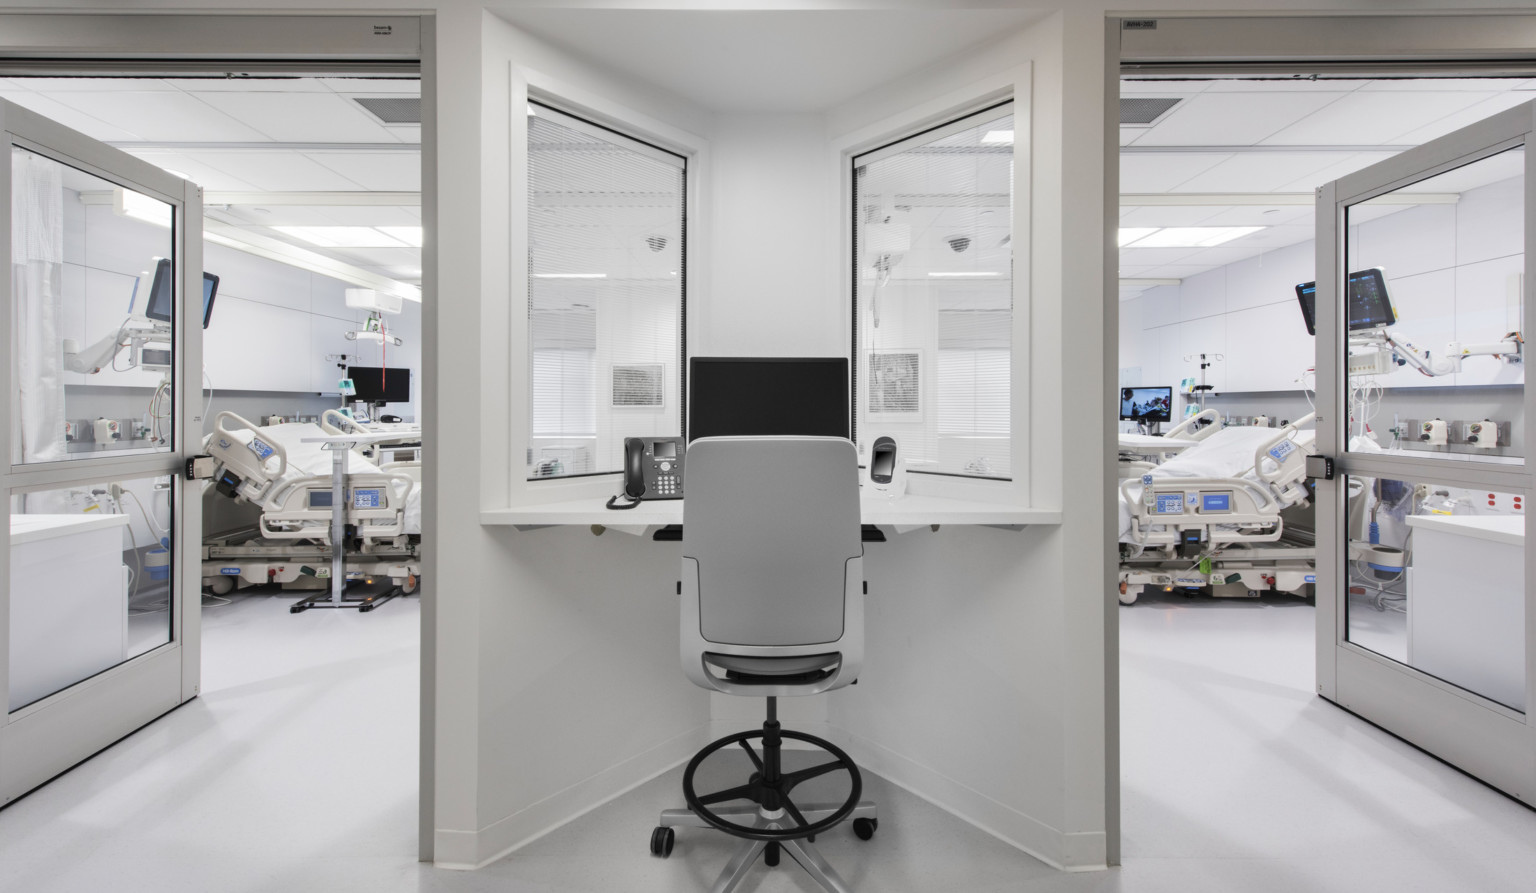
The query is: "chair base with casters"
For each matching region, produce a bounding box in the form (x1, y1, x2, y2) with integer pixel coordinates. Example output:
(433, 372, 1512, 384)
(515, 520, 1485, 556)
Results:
(650, 697, 879, 893)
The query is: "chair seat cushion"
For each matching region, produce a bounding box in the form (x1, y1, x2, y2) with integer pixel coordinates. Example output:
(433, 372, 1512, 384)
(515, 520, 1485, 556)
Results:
(704, 652, 841, 685)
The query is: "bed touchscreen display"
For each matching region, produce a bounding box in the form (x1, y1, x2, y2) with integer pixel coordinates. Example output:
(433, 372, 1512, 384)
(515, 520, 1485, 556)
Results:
(1201, 493, 1231, 513)
(1154, 493, 1184, 514)
(309, 490, 333, 508)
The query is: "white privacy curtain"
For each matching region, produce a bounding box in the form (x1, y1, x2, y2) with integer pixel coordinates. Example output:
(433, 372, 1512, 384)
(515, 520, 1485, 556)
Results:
(10, 148, 66, 465)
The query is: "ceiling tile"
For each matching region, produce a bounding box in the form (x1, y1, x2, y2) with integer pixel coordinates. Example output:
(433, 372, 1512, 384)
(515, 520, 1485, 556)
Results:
(171, 76, 333, 93)
(1117, 206, 1225, 227)
(1120, 246, 1199, 266)
(1275, 151, 1399, 192)
(1121, 153, 1232, 192)
(384, 125, 421, 144)
(1139, 264, 1221, 280)
(44, 91, 270, 142)
(1359, 77, 1532, 92)
(11, 77, 181, 92)
(122, 150, 261, 191)
(1133, 92, 1347, 147)
(1262, 91, 1496, 146)
(1121, 80, 1209, 96)
(319, 77, 421, 95)
(222, 207, 343, 226)
(304, 152, 420, 191)
(0, 90, 141, 142)
(1174, 152, 1357, 193)
(185, 91, 398, 142)
(193, 151, 368, 191)
(1200, 78, 1371, 94)
(1392, 92, 1536, 146)
(1195, 206, 1313, 227)
(309, 206, 424, 227)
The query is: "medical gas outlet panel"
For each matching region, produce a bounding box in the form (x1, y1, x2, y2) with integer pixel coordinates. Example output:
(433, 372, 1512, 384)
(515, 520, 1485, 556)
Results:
(1394, 418, 1512, 454)
(65, 417, 151, 452)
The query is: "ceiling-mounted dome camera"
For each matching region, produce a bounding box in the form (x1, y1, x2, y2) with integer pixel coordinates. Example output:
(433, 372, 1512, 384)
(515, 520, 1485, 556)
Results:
(646, 234, 667, 252)
(945, 234, 971, 253)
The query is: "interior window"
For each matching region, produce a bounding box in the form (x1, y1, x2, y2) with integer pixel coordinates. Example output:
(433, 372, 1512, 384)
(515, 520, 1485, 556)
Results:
(526, 102, 685, 480)
(852, 102, 1014, 479)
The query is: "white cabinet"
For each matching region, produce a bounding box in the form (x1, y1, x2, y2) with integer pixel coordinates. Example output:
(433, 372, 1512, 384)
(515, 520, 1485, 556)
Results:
(9, 513, 130, 711)
(1405, 514, 1526, 711)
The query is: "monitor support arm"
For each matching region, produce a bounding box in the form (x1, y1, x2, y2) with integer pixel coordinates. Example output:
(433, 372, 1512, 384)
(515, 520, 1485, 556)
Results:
(1350, 329, 1522, 378)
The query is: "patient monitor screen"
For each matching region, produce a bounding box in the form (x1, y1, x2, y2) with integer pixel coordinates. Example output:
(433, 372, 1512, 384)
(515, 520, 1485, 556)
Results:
(1294, 268, 1395, 335)
(144, 257, 220, 328)
(1120, 386, 1172, 423)
(348, 366, 411, 404)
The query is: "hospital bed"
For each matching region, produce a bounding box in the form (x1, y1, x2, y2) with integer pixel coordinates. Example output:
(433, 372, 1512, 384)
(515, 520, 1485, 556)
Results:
(200, 411, 421, 596)
(1117, 413, 1318, 604)
(1118, 408, 1224, 479)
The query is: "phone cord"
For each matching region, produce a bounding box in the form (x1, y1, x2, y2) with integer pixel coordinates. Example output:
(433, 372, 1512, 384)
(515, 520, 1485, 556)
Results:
(605, 494, 642, 510)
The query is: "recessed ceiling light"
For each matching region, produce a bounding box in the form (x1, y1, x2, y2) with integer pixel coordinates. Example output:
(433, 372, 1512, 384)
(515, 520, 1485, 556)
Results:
(272, 226, 409, 248)
(1118, 227, 1160, 246)
(981, 130, 1013, 145)
(1129, 226, 1264, 248)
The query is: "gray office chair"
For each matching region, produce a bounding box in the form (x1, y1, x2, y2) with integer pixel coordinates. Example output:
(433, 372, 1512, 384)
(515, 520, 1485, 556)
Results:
(650, 436, 878, 893)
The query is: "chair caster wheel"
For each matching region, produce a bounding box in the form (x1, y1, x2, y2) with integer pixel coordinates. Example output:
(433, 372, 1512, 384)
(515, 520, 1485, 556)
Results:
(853, 817, 878, 840)
(650, 826, 674, 857)
(765, 841, 780, 866)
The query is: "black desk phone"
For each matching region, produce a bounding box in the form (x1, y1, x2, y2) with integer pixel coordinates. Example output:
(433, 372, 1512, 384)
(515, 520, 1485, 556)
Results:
(606, 436, 685, 509)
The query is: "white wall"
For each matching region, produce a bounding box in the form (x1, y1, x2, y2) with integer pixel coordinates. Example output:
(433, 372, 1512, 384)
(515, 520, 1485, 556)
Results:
(59, 189, 424, 422)
(700, 114, 840, 357)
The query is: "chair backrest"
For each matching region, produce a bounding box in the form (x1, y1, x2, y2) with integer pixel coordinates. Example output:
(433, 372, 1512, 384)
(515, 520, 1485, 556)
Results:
(683, 436, 862, 648)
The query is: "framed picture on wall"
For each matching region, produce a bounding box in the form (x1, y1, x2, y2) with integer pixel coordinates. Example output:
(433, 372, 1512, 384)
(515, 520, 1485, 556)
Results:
(868, 350, 921, 419)
(611, 363, 665, 408)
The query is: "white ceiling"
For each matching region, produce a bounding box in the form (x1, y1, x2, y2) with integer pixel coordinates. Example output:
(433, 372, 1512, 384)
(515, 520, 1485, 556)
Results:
(493, 8, 1049, 114)
(0, 76, 423, 286)
(1118, 76, 1536, 301)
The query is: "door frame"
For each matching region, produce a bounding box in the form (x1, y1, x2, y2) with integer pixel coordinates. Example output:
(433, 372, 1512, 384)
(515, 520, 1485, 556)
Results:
(1315, 101, 1535, 801)
(0, 12, 434, 857)
(0, 98, 202, 803)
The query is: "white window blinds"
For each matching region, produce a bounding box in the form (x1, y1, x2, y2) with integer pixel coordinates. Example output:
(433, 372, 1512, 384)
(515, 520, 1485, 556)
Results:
(527, 103, 685, 480)
(853, 103, 1014, 479)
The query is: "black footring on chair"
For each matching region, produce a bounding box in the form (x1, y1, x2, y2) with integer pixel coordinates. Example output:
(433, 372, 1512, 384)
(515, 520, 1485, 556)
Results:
(682, 726, 862, 842)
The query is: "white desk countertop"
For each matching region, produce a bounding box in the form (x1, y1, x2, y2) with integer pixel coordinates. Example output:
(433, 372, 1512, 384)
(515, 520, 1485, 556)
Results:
(1405, 513, 1524, 547)
(481, 494, 1061, 530)
(11, 512, 130, 546)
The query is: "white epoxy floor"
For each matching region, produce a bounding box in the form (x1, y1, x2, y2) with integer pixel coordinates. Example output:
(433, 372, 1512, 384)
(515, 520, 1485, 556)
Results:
(1, 590, 1534, 892)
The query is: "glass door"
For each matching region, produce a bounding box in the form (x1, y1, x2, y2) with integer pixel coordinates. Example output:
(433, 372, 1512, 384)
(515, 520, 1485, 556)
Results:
(0, 99, 201, 804)
(1316, 100, 1534, 802)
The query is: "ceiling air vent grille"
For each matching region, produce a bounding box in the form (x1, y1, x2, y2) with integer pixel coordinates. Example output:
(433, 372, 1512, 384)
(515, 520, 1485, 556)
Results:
(353, 96, 421, 125)
(1120, 97, 1180, 126)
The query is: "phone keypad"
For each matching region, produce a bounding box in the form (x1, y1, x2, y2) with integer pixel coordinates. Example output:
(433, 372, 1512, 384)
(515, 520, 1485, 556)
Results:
(655, 473, 679, 497)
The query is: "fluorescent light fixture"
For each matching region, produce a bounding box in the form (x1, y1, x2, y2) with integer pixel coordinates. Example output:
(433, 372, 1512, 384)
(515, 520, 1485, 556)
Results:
(1129, 226, 1264, 248)
(533, 273, 606, 279)
(114, 188, 171, 228)
(272, 225, 410, 248)
(1118, 227, 1160, 246)
(376, 226, 423, 247)
(981, 130, 1013, 145)
(928, 271, 999, 278)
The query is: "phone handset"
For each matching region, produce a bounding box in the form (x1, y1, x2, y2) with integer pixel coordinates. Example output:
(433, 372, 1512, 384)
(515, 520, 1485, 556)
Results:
(606, 436, 685, 510)
(607, 438, 646, 510)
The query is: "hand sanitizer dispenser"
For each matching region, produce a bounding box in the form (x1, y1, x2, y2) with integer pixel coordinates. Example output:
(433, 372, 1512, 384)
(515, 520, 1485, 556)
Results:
(868, 435, 906, 497)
